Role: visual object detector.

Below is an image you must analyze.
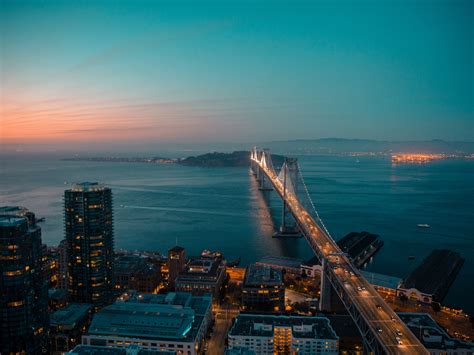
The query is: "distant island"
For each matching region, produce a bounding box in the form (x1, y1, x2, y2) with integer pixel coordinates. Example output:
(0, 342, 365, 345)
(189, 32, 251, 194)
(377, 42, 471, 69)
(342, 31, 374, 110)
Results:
(63, 151, 286, 168)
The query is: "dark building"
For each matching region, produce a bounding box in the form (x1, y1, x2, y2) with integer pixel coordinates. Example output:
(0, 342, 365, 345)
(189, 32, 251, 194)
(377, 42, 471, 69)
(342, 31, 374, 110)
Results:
(0, 207, 49, 354)
(57, 238, 69, 290)
(65, 182, 115, 309)
(115, 254, 161, 293)
(242, 264, 285, 312)
(175, 256, 226, 299)
(49, 288, 68, 311)
(49, 303, 93, 354)
(167, 245, 186, 289)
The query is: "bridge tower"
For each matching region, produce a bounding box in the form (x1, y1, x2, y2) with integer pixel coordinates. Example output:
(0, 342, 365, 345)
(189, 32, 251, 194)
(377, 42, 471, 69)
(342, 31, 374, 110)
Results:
(319, 258, 333, 312)
(273, 158, 301, 238)
(258, 149, 273, 191)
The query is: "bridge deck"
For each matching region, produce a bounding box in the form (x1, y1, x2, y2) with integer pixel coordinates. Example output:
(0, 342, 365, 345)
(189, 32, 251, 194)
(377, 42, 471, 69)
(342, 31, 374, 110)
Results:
(252, 155, 428, 354)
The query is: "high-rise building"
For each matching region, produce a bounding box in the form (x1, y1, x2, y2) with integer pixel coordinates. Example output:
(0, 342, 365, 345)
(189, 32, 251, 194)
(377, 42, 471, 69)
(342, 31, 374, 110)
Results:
(0, 206, 49, 354)
(57, 238, 69, 290)
(65, 182, 114, 309)
(167, 245, 185, 289)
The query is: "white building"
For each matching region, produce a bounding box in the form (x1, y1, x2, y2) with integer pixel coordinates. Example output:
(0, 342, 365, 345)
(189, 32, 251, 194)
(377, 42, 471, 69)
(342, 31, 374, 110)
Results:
(228, 314, 338, 355)
(82, 292, 212, 355)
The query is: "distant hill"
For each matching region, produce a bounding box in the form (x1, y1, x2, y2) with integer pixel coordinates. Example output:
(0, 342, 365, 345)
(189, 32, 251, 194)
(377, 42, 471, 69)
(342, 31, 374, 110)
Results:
(261, 138, 474, 155)
(178, 151, 285, 167)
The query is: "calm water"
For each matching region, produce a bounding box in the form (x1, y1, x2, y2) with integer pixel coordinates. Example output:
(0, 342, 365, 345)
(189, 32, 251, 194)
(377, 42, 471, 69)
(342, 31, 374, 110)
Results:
(1, 153, 473, 313)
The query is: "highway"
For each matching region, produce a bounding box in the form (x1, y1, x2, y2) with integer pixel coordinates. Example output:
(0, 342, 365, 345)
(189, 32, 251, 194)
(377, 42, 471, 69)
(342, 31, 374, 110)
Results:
(252, 153, 428, 354)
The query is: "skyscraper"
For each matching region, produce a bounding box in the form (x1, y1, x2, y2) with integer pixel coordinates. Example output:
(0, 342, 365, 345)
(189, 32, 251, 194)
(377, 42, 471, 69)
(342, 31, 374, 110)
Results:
(0, 206, 49, 354)
(65, 182, 114, 309)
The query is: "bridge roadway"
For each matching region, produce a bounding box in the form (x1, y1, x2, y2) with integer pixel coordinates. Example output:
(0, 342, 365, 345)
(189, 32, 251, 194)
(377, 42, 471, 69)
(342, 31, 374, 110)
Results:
(252, 154, 428, 354)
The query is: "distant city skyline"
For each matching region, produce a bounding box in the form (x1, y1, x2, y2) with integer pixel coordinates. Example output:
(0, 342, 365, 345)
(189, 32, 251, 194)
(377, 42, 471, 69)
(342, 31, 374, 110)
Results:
(1, 0, 473, 150)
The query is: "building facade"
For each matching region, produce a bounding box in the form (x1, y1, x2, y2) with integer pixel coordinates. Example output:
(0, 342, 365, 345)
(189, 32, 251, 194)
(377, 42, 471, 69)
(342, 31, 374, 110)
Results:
(168, 246, 186, 289)
(242, 264, 285, 312)
(175, 256, 226, 299)
(228, 314, 339, 355)
(115, 254, 161, 293)
(0, 207, 49, 354)
(65, 182, 115, 309)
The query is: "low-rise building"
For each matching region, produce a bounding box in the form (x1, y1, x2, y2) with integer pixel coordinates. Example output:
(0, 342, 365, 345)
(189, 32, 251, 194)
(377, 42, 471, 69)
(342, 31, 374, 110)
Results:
(115, 254, 161, 293)
(69, 344, 175, 354)
(242, 264, 284, 312)
(82, 292, 212, 355)
(50, 303, 93, 353)
(228, 314, 339, 354)
(361, 271, 402, 296)
(48, 288, 68, 311)
(398, 313, 474, 355)
(175, 256, 226, 299)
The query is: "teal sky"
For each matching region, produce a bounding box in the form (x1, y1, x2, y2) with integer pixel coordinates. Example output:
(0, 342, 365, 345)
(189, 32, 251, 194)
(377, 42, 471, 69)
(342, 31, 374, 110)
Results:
(1, 0, 473, 148)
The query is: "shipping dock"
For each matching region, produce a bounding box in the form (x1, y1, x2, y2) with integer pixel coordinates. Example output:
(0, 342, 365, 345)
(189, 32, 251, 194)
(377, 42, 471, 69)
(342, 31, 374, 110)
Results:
(337, 231, 384, 268)
(399, 249, 464, 303)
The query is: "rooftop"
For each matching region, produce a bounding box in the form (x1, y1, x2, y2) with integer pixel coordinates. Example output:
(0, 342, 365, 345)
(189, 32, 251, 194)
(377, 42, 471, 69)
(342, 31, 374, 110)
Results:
(88, 293, 211, 343)
(68, 345, 175, 354)
(50, 303, 92, 327)
(168, 246, 185, 253)
(229, 314, 338, 340)
(243, 264, 283, 287)
(176, 256, 225, 281)
(0, 215, 27, 227)
(70, 182, 107, 192)
(225, 347, 256, 355)
(337, 231, 380, 258)
(398, 313, 474, 351)
(88, 303, 195, 340)
(256, 255, 303, 270)
(361, 271, 402, 290)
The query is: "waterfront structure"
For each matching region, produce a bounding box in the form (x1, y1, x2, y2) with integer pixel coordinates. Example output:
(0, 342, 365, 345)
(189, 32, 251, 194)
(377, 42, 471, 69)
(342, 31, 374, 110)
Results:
(398, 313, 474, 354)
(168, 246, 186, 289)
(256, 255, 303, 276)
(398, 249, 464, 304)
(82, 292, 212, 354)
(337, 231, 384, 268)
(175, 255, 226, 299)
(0, 207, 49, 354)
(300, 257, 323, 278)
(361, 271, 402, 297)
(50, 303, 93, 353)
(242, 263, 284, 312)
(228, 314, 339, 354)
(65, 182, 115, 309)
(115, 254, 161, 293)
(250, 148, 428, 354)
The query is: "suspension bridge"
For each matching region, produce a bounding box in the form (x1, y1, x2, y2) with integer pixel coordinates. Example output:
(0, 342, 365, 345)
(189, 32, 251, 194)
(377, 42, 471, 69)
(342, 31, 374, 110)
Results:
(250, 147, 428, 354)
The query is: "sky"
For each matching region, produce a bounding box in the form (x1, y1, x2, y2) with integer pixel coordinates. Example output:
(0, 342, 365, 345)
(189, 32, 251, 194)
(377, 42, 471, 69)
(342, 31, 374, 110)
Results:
(1, 0, 473, 151)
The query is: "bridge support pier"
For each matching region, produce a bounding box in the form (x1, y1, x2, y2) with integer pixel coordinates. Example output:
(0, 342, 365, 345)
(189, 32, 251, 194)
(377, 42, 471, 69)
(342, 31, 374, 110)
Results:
(272, 201, 301, 238)
(319, 258, 333, 312)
